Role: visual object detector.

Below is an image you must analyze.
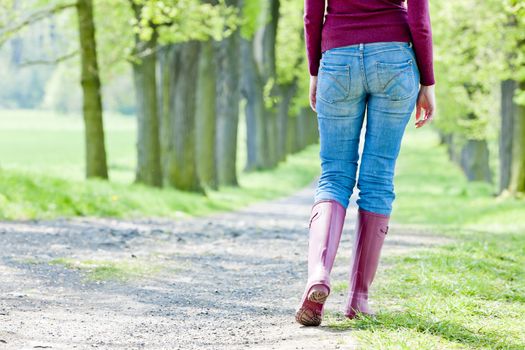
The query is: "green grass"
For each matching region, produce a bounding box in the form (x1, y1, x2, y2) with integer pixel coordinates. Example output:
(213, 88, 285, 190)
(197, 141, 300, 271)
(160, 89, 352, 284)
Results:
(0, 143, 320, 219)
(2, 111, 524, 348)
(48, 257, 164, 282)
(327, 232, 525, 349)
(0, 109, 321, 219)
(0, 109, 137, 182)
(327, 126, 525, 349)
(392, 127, 525, 232)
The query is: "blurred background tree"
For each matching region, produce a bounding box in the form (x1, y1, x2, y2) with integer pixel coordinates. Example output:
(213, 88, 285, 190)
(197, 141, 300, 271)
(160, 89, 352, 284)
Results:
(431, 0, 525, 194)
(0, 0, 524, 219)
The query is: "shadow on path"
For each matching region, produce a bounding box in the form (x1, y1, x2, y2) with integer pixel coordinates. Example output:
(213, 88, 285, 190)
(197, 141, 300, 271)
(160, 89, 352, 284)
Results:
(0, 177, 450, 349)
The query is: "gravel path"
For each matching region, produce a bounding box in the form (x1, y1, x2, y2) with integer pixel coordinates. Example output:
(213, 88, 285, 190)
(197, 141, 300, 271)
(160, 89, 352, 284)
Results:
(0, 178, 449, 350)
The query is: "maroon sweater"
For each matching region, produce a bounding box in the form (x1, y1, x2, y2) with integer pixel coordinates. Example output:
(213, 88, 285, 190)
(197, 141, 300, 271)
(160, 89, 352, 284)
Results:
(304, 0, 435, 86)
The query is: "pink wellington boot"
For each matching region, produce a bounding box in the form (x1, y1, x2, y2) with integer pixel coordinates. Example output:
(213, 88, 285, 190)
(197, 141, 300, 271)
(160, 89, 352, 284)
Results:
(344, 208, 390, 319)
(295, 199, 346, 326)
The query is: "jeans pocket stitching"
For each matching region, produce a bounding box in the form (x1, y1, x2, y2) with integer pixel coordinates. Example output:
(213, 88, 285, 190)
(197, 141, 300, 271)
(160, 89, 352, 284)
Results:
(376, 60, 415, 101)
(317, 65, 351, 104)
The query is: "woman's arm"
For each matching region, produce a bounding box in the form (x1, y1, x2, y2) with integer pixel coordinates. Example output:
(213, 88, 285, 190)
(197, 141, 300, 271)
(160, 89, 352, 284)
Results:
(407, 0, 435, 86)
(304, 0, 325, 77)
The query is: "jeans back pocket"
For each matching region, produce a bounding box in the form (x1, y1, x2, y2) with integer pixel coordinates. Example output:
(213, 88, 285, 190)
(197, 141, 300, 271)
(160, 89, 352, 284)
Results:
(317, 61, 351, 104)
(376, 59, 416, 101)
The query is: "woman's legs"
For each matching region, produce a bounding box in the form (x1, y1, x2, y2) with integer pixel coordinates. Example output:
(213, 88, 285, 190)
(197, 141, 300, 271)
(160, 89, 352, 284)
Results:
(345, 42, 420, 318)
(297, 46, 365, 326)
(297, 42, 419, 324)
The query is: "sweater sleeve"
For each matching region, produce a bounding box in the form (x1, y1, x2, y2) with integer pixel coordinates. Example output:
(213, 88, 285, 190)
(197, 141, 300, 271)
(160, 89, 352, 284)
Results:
(304, 0, 325, 76)
(407, 0, 435, 86)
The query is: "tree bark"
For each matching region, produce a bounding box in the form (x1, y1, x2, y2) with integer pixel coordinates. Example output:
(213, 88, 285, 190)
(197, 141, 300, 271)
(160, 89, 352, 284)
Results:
(508, 81, 525, 193)
(286, 113, 298, 154)
(266, 108, 278, 165)
(275, 82, 296, 162)
(214, 20, 241, 186)
(240, 0, 280, 171)
(76, 0, 108, 179)
(262, 0, 280, 167)
(500, 79, 516, 192)
(296, 107, 309, 151)
(164, 42, 204, 192)
(132, 26, 162, 187)
(240, 36, 269, 171)
(460, 139, 492, 183)
(158, 45, 174, 184)
(196, 39, 218, 189)
(442, 133, 461, 164)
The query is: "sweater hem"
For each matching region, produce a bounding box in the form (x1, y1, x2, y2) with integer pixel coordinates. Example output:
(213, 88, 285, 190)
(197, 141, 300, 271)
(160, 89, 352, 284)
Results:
(321, 24, 412, 53)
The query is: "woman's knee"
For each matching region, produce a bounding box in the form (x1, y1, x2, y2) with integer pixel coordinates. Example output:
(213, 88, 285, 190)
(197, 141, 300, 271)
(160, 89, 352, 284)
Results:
(356, 177, 395, 214)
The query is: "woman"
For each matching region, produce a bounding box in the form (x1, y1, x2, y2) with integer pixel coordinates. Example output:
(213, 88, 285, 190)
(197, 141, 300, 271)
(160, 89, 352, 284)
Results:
(296, 0, 436, 326)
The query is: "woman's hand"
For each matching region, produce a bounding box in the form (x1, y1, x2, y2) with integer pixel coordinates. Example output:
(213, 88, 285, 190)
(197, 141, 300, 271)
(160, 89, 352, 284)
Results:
(415, 84, 436, 128)
(309, 75, 318, 112)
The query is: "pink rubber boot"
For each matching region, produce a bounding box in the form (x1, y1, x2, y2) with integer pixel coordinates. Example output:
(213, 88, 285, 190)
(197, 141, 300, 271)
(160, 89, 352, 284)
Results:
(295, 199, 346, 326)
(344, 208, 390, 319)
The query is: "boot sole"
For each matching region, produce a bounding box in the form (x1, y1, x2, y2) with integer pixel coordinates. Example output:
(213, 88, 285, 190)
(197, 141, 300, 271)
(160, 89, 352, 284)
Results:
(295, 290, 329, 326)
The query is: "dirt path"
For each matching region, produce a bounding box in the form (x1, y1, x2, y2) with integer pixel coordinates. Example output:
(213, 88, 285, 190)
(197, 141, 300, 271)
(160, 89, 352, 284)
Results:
(0, 178, 449, 350)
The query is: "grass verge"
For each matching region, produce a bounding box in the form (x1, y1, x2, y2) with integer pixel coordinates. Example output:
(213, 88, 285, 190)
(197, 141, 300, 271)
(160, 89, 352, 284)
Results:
(0, 109, 321, 220)
(0, 142, 320, 220)
(326, 126, 525, 349)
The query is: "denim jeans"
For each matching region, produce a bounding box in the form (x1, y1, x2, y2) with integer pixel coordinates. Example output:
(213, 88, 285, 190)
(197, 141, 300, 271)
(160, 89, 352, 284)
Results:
(313, 41, 420, 216)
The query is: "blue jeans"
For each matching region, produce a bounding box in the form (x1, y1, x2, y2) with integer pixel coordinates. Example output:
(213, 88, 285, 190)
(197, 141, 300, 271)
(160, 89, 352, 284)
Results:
(313, 41, 420, 216)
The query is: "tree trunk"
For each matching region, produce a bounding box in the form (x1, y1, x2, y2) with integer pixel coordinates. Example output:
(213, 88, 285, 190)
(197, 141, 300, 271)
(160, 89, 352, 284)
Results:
(275, 81, 296, 162)
(76, 0, 108, 179)
(132, 30, 162, 187)
(500, 79, 516, 192)
(460, 139, 492, 183)
(241, 36, 269, 171)
(239, 0, 280, 170)
(158, 45, 175, 184)
(443, 133, 461, 164)
(266, 109, 278, 165)
(261, 0, 279, 82)
(214, 23, 241, 186)
(261, 0, 280, 167)
(508, 81, 525, 193)
(296, 107, 310, 151)
(286, 113, 298, 154)
(164, 42, 204, 192)
(196, 39, 218, 189)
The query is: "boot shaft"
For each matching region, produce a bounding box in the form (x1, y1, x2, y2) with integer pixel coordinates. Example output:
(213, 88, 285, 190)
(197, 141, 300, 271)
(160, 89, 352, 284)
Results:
(307, 199, 347, 280)
(345, 208, 389, 316)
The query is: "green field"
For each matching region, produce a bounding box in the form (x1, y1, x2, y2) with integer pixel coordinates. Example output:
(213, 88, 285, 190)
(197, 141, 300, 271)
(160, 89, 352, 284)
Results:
(0, 109, 137, 182)
(0, 109, 321, 219)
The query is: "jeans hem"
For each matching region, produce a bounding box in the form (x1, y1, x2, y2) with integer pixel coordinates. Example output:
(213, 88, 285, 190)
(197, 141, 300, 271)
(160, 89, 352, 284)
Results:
(357, 206, 391, 218)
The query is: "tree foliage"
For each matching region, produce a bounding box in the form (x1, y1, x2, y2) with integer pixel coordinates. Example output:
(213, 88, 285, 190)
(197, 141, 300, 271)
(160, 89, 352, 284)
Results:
(432, 0, 525, 142)
(130, 0, 239, 44)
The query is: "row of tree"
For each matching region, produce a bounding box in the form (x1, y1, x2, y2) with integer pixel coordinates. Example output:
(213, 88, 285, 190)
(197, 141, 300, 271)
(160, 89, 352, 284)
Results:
(431, 0, 525, 195)
(0, 0, 318, 192)
(2, 0, 525, 196)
